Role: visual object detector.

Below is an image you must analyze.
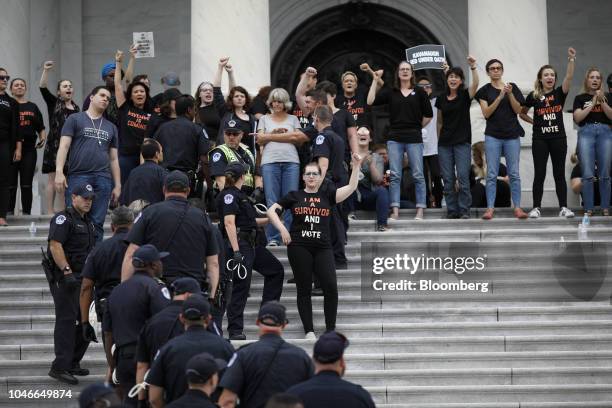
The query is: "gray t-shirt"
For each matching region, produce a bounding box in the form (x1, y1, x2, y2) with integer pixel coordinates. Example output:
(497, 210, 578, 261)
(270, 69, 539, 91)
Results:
(257, 114, 301, 165)
(61, 111, 118, 177)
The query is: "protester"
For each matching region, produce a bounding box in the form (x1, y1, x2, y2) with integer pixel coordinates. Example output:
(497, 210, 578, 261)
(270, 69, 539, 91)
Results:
(435, 56, 479, 219)
(267, 153, 363, 338)
(417, 76, 443, 208)
(194, 81, 221, 140)
(252, 86, 273, 119)
(475, 58, 527, 219)
(522, 47, 576, 218)
(367, 60, 433, 220)
(8, 78, 45, 215)
(470, 141, 511, 208)
(572, 67, 612, 215)
(0, 67, 21, 226)
(335, 70, 369, 126)
(39, 61, 80, 214)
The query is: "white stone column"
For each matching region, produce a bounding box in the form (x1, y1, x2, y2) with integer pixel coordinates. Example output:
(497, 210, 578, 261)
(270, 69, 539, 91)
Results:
(191, 0, 270, 95)
(0, 1, 31, 82)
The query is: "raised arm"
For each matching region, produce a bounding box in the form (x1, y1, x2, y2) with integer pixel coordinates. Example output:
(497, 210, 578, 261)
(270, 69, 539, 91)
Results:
(336, 153, 364, 202)
(562, 47, 576, 94)
(114, 50, 127, 108)
(213, 57, 229, 87)
(296, 67, 317, 112)
(363, 64, 384, 105)
(40, 61, 53, 89)
(467, 55, 480, 98)
(124, 44, 138, 84)
(225, 62, 236, 91)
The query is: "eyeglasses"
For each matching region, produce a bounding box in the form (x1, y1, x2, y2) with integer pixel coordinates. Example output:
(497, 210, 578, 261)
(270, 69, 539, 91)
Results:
(417, 84, 432, 88)
(488, 66, 503, 71)
(0, 76, 10, 81)
(399, 68, 412, 72)
(304, 172, 320, 177)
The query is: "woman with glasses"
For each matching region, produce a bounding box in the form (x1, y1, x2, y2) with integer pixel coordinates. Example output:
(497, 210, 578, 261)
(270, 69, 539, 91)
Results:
(475, 59, 527, 220)
(194, 81, 221, 140)
(573, 67, 612, 215)
(39, 61, 80, 214)
(0, 68, 22, 226)
(267, 153, 363, 339)
(366, 61, 433, 220)
(522, 48, 576, 219)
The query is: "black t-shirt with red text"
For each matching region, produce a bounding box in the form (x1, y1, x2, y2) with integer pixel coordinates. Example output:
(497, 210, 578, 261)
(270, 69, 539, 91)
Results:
(525, 86, 567, 139)
(118, 103, 151, 155)
(17, 102, 45, 150)
(573, 93, 611, 126)
(278, 185, 337, 248)
(335, 90, 368, 127)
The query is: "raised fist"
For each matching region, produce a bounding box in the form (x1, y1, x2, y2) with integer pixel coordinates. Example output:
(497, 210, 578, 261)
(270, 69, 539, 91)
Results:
(43, 61, 54, 70)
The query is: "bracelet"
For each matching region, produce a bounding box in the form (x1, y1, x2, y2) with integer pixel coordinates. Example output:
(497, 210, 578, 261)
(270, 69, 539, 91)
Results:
(470, 66, 477, 70)
(568, 57, 575, 62)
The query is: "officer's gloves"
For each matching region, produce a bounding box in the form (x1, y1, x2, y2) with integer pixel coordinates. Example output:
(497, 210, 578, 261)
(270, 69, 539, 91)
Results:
(59, 273, 80, 291)
(82, 322, 99, 343)
(232, 251, 244, 265)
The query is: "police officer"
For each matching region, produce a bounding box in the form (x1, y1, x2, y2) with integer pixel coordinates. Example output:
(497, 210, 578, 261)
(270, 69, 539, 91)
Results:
(217, 163, 284, 340)
(46, 181, 96, 385)
(147, 295, 235, 406)
(80, 206, 133, 336)
(166, 352, 226, 408)
(154, 94, 210, 194)
(122, 170, 219, 297)
(312, 105, 349, 269)
(218, 302, 314, 408)
(103, 244, 171, 404)
(286, 332, 375, 408)
(120, 138, 168, 206)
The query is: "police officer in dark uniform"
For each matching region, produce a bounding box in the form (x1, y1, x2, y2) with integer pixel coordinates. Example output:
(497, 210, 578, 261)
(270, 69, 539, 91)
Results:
(286, 331, 375, 408)
(312, 105, 349, 269)
(147, 295, 234, 406)
(120, 138, 168, 206)
(103, 244, 171, 404)
(46, 181, 96, 385)
(122, 170, 219, 296)
(216, 162, 284, 340)
(154, 94, 210, 194)
(218, 302, 314, 408)
(80, 206, 133, 338)
(166, 353, 226, 408)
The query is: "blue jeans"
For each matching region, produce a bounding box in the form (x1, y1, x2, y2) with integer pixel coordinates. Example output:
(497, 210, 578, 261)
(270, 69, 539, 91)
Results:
(65, 173, 112, 242)
(387, 141, 426, 208)
(438, 143, 472, 215)
(119, 153, 140, 186)
(262, 162, 299, 243)
(357, 185, 390, 225)
(484, 136, 521, 208)
(578, 123, 612, 211)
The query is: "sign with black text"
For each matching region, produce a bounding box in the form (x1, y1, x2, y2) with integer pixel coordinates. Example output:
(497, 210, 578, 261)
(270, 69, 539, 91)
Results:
(405, 44, 445, 70)
(133, 32, 155, 58)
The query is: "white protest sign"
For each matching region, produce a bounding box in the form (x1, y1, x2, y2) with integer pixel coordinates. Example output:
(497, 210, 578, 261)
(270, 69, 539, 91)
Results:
(133, 32, 155, 58)
(405, 44, 446, 70)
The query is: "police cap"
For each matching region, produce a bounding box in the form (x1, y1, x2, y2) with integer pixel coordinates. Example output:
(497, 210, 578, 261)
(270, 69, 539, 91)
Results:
(72, 182, 96, 199)
(132, 244, 170, 267)
(222, 117, 243, 134)
(185, 352, 226, 384)
(78, 383, 115, 407)
(164, 170, 190, 189)
(181, 294, 210, 320)
(171, 277, 201, 296)
(313, 331, 350, 364)
(257, 301, 288, 327)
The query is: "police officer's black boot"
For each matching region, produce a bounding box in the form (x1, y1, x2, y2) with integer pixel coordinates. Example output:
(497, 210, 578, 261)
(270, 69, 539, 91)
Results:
(48, 368, 78, 385)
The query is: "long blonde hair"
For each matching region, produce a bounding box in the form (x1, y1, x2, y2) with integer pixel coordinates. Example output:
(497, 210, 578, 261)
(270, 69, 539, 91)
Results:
(533, 65, 557, 100)
(582, 68, 608, 104)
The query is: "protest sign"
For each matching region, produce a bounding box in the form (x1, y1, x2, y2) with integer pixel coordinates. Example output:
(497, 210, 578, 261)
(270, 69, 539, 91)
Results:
(405, 44, 445, 70)
(133, 32, 155, 58)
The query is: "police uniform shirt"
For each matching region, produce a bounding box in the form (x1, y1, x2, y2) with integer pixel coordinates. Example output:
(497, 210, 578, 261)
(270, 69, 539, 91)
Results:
(208, 144, 257, 194)
(312, 126, 347, 185)
(81, 228, 129, 299)
(120, 160, 168, 206)
(216, 186, 257, 237)
(147, 325, 235, 404)
(102, 271, 170, 347)
(219, 333, 314, 408)
(286, 370, 376, 408)
(165, 389, 216, 408)
(47, 208, 96, 274)
(154, 116, 210, 171)
(136, 300, 184, 364)
(126, 197, 219, 281)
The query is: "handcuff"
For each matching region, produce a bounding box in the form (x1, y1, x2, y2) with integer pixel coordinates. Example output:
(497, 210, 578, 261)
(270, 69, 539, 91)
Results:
(226, 258, 248, 280)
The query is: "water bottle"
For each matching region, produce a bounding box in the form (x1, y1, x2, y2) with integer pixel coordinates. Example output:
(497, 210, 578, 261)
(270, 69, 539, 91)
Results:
(582, 213, 590, 227)
(578, 214, 589, 240)
(28, 222, 37, 237)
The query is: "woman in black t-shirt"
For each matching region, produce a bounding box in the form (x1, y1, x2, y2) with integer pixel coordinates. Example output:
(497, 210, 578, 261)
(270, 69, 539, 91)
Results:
(194, 81, 221, 139)
(114, 50, 152, 185)
(39, 61, 79, 214)
(9, 78, 45, 215)
(572, 67, 612, 215)
(475, 59, 527, 220)
(435, 56, 479, 219)
(267, 153, 363, 338)
(0, 67, 22, 226)
(521, 47, 576, 219)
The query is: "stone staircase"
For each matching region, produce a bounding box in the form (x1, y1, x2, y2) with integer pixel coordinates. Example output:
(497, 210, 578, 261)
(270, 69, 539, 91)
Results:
(0, 209, 611, 407)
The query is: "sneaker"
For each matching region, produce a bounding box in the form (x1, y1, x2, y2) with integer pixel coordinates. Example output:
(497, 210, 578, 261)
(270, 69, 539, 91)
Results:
(481, 208, 494, 220)
(376, 224, 390, 232)
(460, 213, 470, 220)
(229, 333, 246, 341)
(559, 207, 575, 218)
(528, 208, 541, 219)
(514, 208, 528, 219)
(348, 212, 357, 220)
(305, 332, 317, 340)
(48, 368, 78, 385)
(267, 240, 279, 247)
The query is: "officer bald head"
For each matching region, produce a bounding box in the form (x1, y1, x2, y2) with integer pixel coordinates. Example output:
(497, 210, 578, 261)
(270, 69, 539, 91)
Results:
(163, 170, 190, 197)
(132, 244, 169, 278)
